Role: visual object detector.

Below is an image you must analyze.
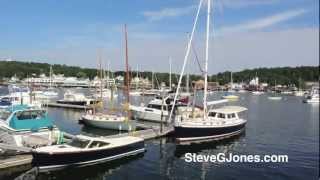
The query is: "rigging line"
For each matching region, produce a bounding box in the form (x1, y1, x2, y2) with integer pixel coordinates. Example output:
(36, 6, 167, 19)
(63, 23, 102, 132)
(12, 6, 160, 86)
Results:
(191, 40, 204, 74)
(168, 0, 204, 123)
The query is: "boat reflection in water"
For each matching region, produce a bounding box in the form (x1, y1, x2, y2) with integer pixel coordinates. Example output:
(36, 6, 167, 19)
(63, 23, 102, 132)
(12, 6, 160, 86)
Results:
(153, 132, 246, 180)
(15, 153, 144, 180)
(174, 131, 246, 158)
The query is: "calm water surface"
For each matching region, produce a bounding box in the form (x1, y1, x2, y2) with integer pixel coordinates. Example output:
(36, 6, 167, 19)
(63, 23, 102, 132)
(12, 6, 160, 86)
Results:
(0, 87, 319, 180)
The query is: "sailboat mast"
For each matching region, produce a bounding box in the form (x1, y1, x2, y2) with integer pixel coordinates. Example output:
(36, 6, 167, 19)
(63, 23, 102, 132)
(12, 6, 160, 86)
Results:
(203, 0, 211, 119)
(49, 65, 52, 88)
(169, 57, 172, 90)
(231, 71, 233, 90)
(124, 24, 130, 104)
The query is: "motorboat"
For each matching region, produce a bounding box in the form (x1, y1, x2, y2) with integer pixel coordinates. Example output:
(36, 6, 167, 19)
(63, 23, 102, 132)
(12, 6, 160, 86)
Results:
(0, 105, 61, 147)
(222, 92, 239, 100)
(252, 91, 264, 95)
(293, 90, 306, 97)
(57, 91, 100, 106)
(32, 135, 145, 171)
(130, 95, 188, 123)
(0, 97, 12, 108)
(303, 86, 319, 103)
(81, 113, 136, 131)
(42, 90, 58, 97)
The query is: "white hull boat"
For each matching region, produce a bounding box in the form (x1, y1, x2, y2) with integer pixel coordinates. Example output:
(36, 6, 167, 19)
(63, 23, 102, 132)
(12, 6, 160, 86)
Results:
(81, 114, 136, 131)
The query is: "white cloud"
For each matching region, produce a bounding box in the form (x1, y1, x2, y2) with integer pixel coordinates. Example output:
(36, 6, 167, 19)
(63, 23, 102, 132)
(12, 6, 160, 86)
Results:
(142, 5, 196, 21)
(218, 0, 279, 9)
(218, 9, 308, 34)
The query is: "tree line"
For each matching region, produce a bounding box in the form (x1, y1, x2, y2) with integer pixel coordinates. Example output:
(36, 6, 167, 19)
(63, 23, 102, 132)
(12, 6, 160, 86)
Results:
(0, 61, 318, 87)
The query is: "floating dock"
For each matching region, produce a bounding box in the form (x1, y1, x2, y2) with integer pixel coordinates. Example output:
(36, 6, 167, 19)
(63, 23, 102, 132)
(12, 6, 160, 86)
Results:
(0, 154, 33, 176)
(108, 124, 174, 140)
(42, 103, 93, 110)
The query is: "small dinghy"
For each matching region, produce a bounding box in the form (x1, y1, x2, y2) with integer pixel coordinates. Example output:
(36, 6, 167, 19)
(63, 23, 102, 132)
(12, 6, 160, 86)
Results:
(32, 135, 145, 171)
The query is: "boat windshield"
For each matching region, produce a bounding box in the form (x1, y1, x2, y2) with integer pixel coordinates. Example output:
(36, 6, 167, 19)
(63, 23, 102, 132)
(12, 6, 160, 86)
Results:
(69, 138, 90, 148)
(0, 110, 11, 120)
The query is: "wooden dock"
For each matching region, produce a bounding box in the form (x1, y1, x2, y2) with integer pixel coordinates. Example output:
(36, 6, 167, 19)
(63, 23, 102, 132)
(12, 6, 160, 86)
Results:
(107, 124, 174, 140)
(43, 103, 93, 110)
(0, 154, 33, 176)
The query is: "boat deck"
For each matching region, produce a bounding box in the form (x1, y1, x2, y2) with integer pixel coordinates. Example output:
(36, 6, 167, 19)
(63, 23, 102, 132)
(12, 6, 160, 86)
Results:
(42, 103, 94, 110)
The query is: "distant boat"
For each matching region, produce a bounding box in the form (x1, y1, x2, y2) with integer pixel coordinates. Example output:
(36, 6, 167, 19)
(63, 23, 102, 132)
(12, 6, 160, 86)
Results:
(57, 90, 100, 106)
(129, 90, 142, 96)
(32, 135, 145, 171)
(294, 78, 305, 97)
(93, 88, 118, 98)
(252, 91, 264, 95)
(81, 113, 136, 131)
(268, 96, 282, 100)
(42, 66, 58, 98)
(293, 91, 306, 97)
(303, 86, 319, 103)
(222, 93, 239, 100)
(281, 90, 293, 95)
(130, 95, 182, 123)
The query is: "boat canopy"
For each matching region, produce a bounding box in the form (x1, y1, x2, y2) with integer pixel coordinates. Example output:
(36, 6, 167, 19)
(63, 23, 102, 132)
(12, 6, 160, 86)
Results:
(5, 105, 54, 131)
(209, 106, 247, 114)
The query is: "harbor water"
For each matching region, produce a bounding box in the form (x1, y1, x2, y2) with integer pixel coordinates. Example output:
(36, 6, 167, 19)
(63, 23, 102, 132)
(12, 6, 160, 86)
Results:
(0, 87, 319, 180)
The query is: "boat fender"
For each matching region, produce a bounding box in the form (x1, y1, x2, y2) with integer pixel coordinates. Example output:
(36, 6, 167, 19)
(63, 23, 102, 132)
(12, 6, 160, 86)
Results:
(57, 132, 64, 144)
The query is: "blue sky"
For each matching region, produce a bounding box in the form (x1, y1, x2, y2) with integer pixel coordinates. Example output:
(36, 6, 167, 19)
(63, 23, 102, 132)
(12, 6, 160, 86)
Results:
(0, 0, 318, 74)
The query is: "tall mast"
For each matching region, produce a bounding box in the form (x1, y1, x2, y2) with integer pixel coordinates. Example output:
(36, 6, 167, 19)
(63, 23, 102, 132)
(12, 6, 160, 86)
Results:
(49, 65, 52, 88)
(99, 51, 103, 100)
(203, 0, 211, 119)
(230, 71, 233, 89)
(169, 57, 172, 90)
(152, 71, 154, 89)
(124, 24, 130, 104)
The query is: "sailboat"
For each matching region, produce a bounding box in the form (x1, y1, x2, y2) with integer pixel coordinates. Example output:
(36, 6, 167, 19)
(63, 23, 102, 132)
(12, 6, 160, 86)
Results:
(222, 72, 239, 100)
(171, 0, 248, 144)
(81, 25, 136, 131)
(129, 65, 142, 96)
(42, 66, 58, 98)
(268, 80, 282, 100)
(294, 78, 306, 97)
(92, 60, 118, 99)
(303, 86, 319, 103)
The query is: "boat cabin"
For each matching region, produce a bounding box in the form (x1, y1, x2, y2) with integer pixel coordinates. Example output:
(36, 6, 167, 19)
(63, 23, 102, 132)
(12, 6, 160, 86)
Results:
(208, 106, 247, 120)
(0, 105, 54, 131)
